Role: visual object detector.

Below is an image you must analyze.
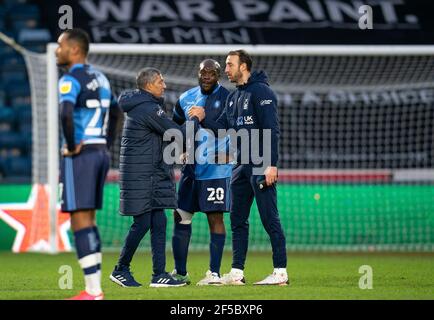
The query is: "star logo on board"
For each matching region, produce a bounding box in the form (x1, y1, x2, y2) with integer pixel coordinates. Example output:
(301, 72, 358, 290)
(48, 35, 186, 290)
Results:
(0, 184, 71, 253)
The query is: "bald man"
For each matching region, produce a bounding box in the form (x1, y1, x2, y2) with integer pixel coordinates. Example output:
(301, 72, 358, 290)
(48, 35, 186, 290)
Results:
(170, 59, 232, 285)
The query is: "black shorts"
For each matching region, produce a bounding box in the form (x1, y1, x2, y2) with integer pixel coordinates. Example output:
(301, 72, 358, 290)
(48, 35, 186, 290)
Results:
(60, 145, 109, 212)
(177, 174, 231, 214)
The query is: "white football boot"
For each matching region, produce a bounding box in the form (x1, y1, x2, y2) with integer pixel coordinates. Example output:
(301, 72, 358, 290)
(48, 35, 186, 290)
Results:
(253, 268, 289, 286)
(221, 268, 246, 285)
(196, 270, 223, 286)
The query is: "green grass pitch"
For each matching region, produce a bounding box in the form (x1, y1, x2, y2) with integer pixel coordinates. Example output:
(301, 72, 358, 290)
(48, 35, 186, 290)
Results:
(0, 251, 433, 300)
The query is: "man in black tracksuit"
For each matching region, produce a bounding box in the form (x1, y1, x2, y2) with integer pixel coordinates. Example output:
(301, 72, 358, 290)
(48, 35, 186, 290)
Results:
(189, 50, 288, 286)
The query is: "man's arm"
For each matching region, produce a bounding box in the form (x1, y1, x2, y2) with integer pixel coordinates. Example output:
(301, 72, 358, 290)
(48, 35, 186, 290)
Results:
(172, 99, 186, 125)
(60, 101, 76, 152)
(142, 103, 203, 139)
(254, 86, 280, 185)
(189, 104, 229, 133)
(106, 94, 123, 150)
(58, 75, 81, 154)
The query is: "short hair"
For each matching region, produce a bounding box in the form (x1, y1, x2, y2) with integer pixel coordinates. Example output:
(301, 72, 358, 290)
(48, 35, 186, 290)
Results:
(136, 67, 161, 89)
(199, 59, 221, 78)
(62, 28, 90, 56)
(228, 49, 252, 71)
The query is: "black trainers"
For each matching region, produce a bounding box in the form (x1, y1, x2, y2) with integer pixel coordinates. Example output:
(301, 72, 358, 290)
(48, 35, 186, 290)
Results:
(109, 265, 142, 287)
(150, 272, 187, 288)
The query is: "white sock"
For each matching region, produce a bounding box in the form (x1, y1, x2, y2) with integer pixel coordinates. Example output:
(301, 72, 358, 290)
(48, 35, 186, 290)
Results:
(96, 253, 102, 284)
(85, 273, 102, 296)
(274, 268, 287, 275)
(79, 253, 102, 296)
(231, 268, 244, 276)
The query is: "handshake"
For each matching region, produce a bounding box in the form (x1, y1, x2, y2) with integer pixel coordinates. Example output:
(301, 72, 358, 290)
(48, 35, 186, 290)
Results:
(188, 106, 205, 122)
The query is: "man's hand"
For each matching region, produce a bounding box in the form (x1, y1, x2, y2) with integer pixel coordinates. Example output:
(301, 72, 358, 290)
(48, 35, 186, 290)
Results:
(264, 166, 278, 186)
(62, 141, 83, 157)
(179, 152, 188, 164)
(188, 106, 205, 122)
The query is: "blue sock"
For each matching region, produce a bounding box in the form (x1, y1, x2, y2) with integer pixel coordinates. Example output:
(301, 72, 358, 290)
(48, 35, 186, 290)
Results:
(74, 227, 99, 276)
(92, 226, 102, 273)
(210, 233, 225, 275)
(172, 222, 191, 276)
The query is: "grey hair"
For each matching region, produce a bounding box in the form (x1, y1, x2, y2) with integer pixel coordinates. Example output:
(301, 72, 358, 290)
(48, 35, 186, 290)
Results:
(136, 67, 161, 89)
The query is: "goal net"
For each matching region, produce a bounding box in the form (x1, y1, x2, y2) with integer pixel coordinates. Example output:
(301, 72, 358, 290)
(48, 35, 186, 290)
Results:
(20, 44, 434, 252)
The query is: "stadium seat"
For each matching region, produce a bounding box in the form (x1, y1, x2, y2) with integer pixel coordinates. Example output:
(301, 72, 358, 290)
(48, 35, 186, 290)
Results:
(15, 104, 32, 137)
(1, 69, 28, 83)
(22, 43, 46, 53)
(0, 54, 26, 83)
(15, 104, 32, 126)
(8, 3, 40, 19)
(18, 28, 51, 45)
(0, 131, 24, 149)
(1, 52, 25, 66)
(0, 7, 5, 31)
(3, 0, 29, 9)
(15, 28, 51, 53)
(0, 42, 14, 56)
(0, 157, 4, 178)
(3, 155, 31, 177)
(0, 87, 5, 106)
(8, 4, 40, 31)
(19, 130, 32, 154)
(6, 80, 31, 106)
(0, 106, 16, 125)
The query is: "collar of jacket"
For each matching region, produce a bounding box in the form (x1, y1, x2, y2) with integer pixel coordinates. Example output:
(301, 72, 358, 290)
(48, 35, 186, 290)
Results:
(236, 70, 268, 89)
(139, 88, 165, 105)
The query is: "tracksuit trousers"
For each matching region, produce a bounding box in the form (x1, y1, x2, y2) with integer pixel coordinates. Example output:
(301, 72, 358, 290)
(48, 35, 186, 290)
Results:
(230, 164, 287, 270)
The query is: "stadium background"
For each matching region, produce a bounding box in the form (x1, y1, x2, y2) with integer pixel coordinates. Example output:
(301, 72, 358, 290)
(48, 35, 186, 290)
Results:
(0, 0, 433, 254)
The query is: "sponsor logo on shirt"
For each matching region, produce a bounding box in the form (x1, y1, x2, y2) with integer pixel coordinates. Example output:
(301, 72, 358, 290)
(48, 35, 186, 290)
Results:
(243, 98, 249, 110)
(86, 79, 99, 91)
(156, 108, 165, 117)
(236, 115, 254, 126)
(260, 99, 273, 106)
(59, 81, 72, 94)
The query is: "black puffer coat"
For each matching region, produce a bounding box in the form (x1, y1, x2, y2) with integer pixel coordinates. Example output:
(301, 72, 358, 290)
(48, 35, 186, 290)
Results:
(118, 89, 196, 216)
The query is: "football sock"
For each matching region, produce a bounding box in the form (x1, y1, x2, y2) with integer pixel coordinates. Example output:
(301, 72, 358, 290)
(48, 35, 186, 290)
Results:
(172, 222, 191, 276)
(209, 232, 225, 275)
(274, 268, 287, 274)
(74, 226, 102, 296)
(92, 226, 102, 283)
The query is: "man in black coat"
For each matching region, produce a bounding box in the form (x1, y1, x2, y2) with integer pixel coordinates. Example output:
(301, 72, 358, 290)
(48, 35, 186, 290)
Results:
(109, 67, 203, 288)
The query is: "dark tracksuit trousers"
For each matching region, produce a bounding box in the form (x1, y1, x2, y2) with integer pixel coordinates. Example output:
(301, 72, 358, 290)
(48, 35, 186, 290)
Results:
(118, 209, 167, 276)
(230, 164, 287, 270)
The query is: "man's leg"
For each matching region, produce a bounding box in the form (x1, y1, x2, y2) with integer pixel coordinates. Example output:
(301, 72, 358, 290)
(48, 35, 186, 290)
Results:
(251, 180, 287, 269)
(70, 210, 102, 297)
(207, 212, 225, 275)
(117, 213, 151, 268)
(92, 225, 102, 283)
(93, 148, 109, 284)
(172, 174, 195, 277)
(150, 209, 167, 276)
(149, 209, 187, 288)
(230, 165, 254, 271)
(172, 209, 193, 277)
